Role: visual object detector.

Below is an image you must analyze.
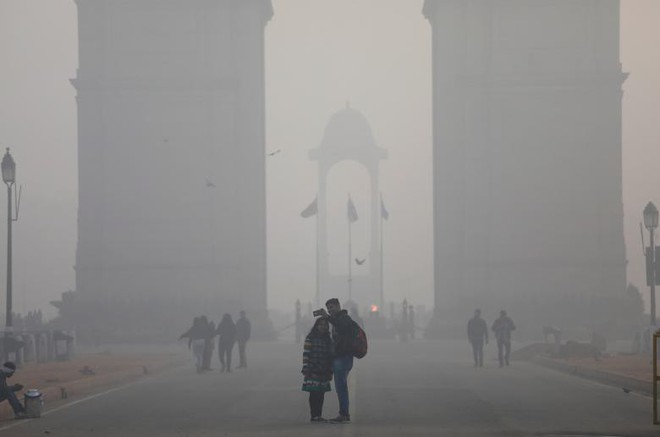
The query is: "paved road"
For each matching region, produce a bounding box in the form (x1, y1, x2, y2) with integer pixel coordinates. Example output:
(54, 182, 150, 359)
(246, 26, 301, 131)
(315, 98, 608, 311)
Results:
(2, 340, 658, 436)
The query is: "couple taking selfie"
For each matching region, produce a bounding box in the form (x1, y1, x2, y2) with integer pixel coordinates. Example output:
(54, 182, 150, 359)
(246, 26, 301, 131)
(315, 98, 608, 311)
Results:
(301, 298, 367, 424)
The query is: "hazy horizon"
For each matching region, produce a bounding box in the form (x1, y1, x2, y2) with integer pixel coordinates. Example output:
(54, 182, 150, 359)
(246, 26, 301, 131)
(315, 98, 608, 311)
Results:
(0, 0, 658, 319)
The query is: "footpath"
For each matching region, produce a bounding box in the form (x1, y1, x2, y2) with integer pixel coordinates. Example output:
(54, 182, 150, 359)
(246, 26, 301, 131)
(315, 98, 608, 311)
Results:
(0, 345, 186, 421)
(514, 343, 654, 396)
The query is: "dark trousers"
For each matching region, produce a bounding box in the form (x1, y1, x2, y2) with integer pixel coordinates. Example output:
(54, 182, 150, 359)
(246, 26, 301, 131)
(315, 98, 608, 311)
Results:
(0, 389, 25, 414)
(202, 339, 214, 370)
(237, 340, 247, 368)
(497, 339, 511, 366)
(471, 340, 484, 366)
(309, 391, 325, 418)
(218, 340, 235, 371)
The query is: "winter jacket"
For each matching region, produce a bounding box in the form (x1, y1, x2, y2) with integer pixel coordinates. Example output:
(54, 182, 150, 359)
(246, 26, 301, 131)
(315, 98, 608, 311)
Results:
(301, 333, 333, 392)
(328, 310, 355, 357)
(467, 317, 488, 343)
(492, 316, 516, 342)
(216, 320, 237, 344)
(236, 318, 251, 343)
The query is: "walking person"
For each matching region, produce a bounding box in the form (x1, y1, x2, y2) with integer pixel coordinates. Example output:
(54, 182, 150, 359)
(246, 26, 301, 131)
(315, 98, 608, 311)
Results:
(318, 298, 357, 423)
(301, 317, 334, 422)
(492, 310, 516, 367)
(179, 316, 206, 373)
(235, 310, 251, 369)
(0, 362, 27, 419)
(202, 317, 216, 371)
(467, 309, 488, 367)
(216, 313, 237, 373)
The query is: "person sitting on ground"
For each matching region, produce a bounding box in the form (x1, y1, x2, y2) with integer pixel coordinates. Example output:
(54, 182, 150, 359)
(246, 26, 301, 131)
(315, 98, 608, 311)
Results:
(301, 317, 334, 422)
(0, 361, 27, 419)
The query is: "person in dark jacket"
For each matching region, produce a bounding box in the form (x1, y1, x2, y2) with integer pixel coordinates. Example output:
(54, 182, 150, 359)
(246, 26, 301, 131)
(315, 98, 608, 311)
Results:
(467, 309, 488, 367)
(235, 311, 251, 369)
(202, 317, 216, 371)
(318, 298, 356, 423)
(0, 362, 27, 419)
(492, 310, 516, 367)
(216, 313, 237, 373)
(301, 317, 334, 422)
(179, 317, 206, 373)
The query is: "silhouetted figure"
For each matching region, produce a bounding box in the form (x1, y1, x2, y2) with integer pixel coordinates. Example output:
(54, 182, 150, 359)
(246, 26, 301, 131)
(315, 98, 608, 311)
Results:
(409, 306, 416, 340)
(202, 317, 216, 371)
(216, 314, 237, 373)
(0, 362, 27, 419)
(1, 336, 25, 360)
(467, 309, 488, 367)
(235, 311, 251, 369)
(492, 310, 516, 367)
(179, 317, 206, 373)
(399, 300, 409, 342)
(302, 317, 334, 422)
(318, 298, 357, 423)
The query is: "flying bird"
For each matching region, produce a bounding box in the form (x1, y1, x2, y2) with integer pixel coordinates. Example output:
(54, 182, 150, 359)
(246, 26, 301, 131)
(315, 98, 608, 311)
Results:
(267, 149, 281, 157)
(205, 178, 216, 188)
(355, 258, 366, 265)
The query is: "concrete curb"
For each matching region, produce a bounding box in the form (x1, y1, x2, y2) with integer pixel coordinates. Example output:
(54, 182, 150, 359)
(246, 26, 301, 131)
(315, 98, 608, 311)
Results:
(532, 355, 652, 396)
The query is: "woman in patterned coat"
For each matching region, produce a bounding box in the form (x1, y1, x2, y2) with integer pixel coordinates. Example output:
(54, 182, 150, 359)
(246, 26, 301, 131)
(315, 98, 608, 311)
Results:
(301, 317, 334, 422)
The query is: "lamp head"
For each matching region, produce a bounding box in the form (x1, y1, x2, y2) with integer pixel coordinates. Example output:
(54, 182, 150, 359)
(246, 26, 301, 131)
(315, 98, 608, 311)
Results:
(1, 148, 15, 185)
(644, 201, 659, 231)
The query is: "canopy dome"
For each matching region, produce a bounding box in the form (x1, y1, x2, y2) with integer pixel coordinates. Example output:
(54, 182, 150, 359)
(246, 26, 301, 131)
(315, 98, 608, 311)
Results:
(321, 106, 377, 149)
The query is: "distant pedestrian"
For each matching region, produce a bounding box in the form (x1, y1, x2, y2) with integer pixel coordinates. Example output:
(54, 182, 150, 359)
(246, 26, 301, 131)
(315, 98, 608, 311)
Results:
(318, 298, 358, 423)
(235, 311, 251, 369)
(202, 317, 216, 371)
(179, 317, 207, 373)
(0, 362, 27, 419)
(301, 317, 334, 422)
(216, 314, 237, 373)
(492, 310, 516, 367)
(467, 309, 488, 367)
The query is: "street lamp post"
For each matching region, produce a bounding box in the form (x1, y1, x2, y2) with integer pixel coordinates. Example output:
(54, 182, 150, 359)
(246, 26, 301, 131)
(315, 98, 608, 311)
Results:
(644, 201, 659, 326)
(1, 149, 15, 331)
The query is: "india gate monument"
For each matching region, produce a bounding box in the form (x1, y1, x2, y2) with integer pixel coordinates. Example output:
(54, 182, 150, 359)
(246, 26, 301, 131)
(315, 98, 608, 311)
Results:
(72, 0, 273, 340)
(70, 0, 627, 339)
(424, 0, 627, 334)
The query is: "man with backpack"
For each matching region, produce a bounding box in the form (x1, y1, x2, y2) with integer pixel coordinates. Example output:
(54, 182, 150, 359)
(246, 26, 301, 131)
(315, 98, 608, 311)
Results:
(319, 298, 362, 423)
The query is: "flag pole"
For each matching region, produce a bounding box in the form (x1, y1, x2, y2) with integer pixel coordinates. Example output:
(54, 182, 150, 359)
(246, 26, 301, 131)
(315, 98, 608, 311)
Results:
(348, 195, 353, 301)
(380, 192, 384, 311)
(315, 201, 320, 308)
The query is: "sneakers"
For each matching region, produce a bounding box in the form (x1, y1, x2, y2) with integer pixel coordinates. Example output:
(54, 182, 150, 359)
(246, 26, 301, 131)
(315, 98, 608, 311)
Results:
(310, 416, 327, 423)
(329, 414, 351, 423)
(14, 411, 29, 420)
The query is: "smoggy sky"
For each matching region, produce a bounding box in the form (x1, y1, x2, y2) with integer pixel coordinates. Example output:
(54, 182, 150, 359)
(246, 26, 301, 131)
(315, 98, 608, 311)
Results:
(0, 0, 658, 317)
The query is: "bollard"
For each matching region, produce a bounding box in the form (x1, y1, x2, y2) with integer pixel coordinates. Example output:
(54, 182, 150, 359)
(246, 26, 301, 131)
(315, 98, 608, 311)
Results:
(24, 389, 43, 418)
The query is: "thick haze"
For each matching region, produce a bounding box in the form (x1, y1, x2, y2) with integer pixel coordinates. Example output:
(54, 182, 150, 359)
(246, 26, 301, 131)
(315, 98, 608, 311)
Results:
(0, 0, 658, 317)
